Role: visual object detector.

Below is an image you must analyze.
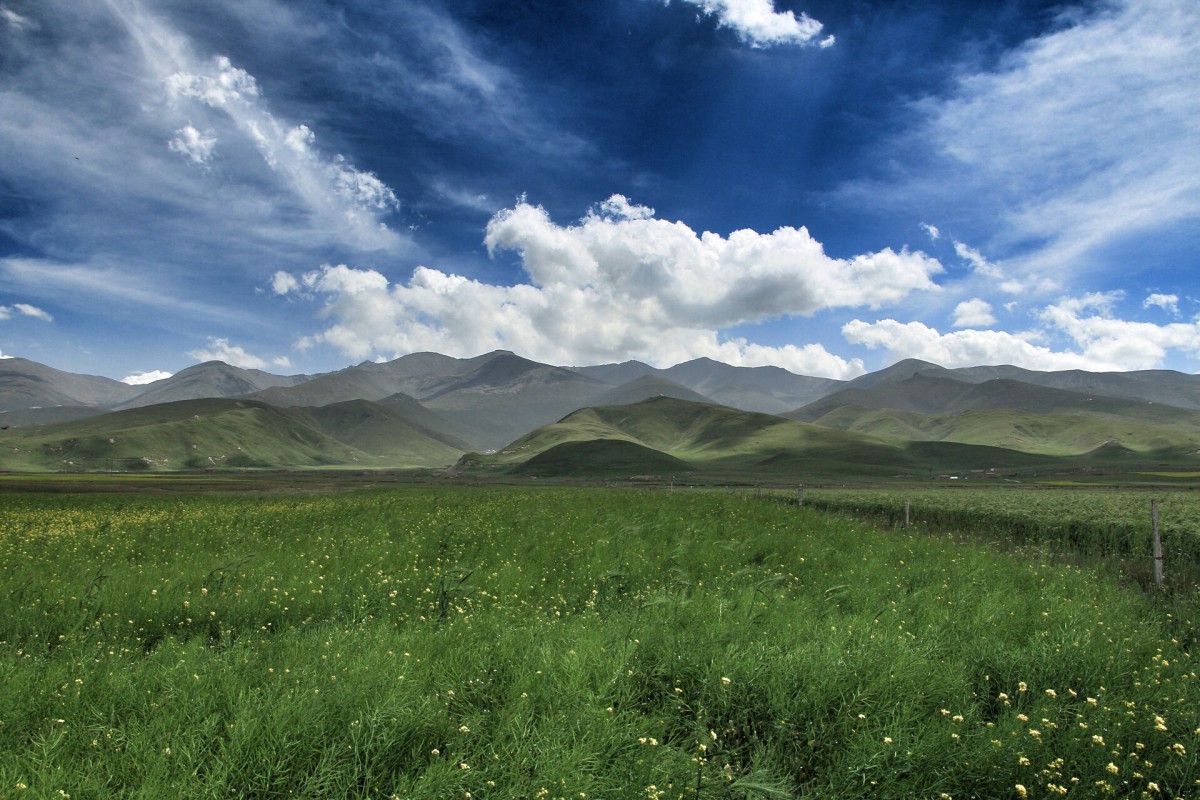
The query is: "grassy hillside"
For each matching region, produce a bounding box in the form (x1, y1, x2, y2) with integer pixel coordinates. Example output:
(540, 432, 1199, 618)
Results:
(812, 405, 1200, 456)
(789, 374, 1177, 421)
(0, 397, 464, 471)
(511, 438, 693, 476)
(475, 397, 1063, 479)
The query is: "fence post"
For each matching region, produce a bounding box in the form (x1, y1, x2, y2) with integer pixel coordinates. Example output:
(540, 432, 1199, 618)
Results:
(1152, 498, 1164, 588)
(904, 498, 911, 530)
(797, 484, 804, 507)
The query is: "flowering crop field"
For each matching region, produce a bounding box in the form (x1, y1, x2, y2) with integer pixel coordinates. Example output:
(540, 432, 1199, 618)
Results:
(1, 486, 1198, 798)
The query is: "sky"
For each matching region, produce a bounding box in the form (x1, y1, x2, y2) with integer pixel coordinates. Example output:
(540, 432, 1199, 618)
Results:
(0, 0, 1198, 384)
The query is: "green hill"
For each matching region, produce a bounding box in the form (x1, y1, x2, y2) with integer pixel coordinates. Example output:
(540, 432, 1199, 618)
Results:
(0, 398, 464, 472)
(511, 439, 692, 477)
(473, 396, 1064, 479)
(810, 405, 1200, 456)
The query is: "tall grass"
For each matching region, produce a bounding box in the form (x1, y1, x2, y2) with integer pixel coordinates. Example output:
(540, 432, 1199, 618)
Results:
(1, 487, 1197, 798)
(796, 487, 1200, 591)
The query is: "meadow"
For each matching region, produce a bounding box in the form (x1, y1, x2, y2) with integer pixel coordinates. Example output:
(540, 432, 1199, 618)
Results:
(1, 485, 1198, 798)
(798, 487, 1200, 588)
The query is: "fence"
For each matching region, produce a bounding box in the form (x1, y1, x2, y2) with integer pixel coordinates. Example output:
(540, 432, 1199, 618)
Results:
(784, 486, 1200, 592)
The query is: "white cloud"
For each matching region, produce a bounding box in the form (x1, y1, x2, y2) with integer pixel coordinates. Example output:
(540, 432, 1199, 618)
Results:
(672, 0, 827, 47)
(920, 222, 940, 241)
(951, 299, 995, 328)
(429, 180, 493, 213)
(951, 240, 1057, 296)
(0, 303, 52, 321)
(926, 0, 1200, 279)
(165, 55, 260, 107)
(1036, 293, 1200, 369)
(482, 196, 942, 327)
(271, 196, 942, 378)
(1, 6, 37, 31)
(843, 319, 1099, 371)
(1144, 293, 1180, 316)
(0, 257, 240, 324)
(187, 337, 268, 370)
(271, 270, 300, 295)
(165, 56, 401, 251)
(953, 241, 1001, 279)
(845, 292, 1200, 371)
(121, 369, 172, 385)
(597, 194, 655, 221)
(168, 124, 217, 165)
(13, 303, 52, 321)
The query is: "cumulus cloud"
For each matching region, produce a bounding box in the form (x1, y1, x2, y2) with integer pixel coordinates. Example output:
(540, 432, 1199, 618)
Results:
(920, 222, 940, 241)
(845, 292, 1200, 371)
(0, 303, 53, 321)
(1143, 293, 1180, 316)
(843, 319, 1097, 371)
(951, 299, 995, 328)
(482, 196, 942, 326)
(1036, 293, 1200, 369)
(121, 369, 172, 385)
(187, 337, 268, 370)
(671, 0, 828, 47)
(271, 196, 944, 378)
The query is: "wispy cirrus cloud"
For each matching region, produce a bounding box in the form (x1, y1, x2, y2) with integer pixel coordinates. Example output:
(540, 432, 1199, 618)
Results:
(0, 0, 408, 305)
(841, 0, 1200, 294)
(1, 5, 37, 32)
(0, 257, 240, 325)
(0, 302, 53, 322)
(163, 54, 402, 251)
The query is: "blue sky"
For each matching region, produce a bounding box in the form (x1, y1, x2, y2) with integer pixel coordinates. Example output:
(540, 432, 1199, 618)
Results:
(1, 0, 1197, 383)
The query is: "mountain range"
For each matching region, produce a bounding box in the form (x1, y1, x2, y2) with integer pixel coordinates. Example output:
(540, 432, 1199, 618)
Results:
(1, 351, 1198, 478)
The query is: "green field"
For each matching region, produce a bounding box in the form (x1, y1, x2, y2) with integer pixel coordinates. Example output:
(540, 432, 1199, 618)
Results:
(2, 486, 1199, 798)
(789, 487, 1200, 597)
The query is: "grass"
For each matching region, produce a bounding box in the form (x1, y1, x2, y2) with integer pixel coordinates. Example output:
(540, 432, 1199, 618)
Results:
(1, 486, 1198, 798)
(796, 486, 1200, 587)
